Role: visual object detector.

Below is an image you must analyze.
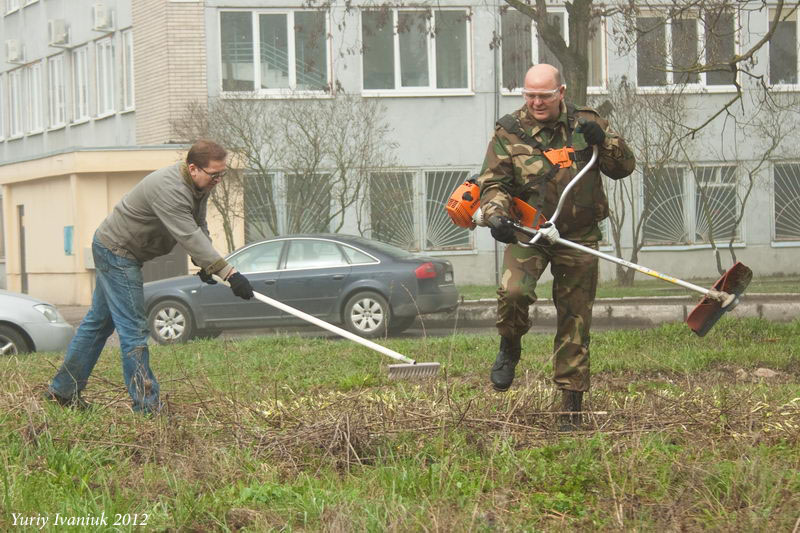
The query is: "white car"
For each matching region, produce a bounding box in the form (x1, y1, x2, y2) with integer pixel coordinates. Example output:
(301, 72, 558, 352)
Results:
(0, 289, 74, 355)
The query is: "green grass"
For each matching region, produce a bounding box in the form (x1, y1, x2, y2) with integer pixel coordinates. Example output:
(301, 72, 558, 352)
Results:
(457, 274, 800, 300)
(1, 317, 799, 531)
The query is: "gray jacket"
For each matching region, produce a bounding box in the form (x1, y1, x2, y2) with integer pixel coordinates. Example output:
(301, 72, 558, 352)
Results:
(95, 162, 231, 276)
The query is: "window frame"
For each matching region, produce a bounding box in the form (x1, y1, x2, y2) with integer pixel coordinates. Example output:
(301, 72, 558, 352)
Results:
(71, 45, 90, 123)
(771, 161, 800, 246)
(635, 9, 740, 93)
(121, 29, 135, 111)
(499, 7, 607, 95)
(367, 167, 477, 253)
(95, 36, 116, 117)
(360, 7, 474, 97)
(47, 53, 67, 129)
(218, 8, 333, 98)
(8, 68, 23, 137)
(640, 163, 744, 250)
(24, 61, 43, 135)
(5, 0, 20, 14)
(768, 7, 800, 89)
(0, 73, 4, 140)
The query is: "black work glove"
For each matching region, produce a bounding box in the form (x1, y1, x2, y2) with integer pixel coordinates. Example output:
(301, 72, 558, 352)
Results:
(227, 272, 254, 300)
(487, 215, 517, 245)
(577, 120, 606, 146)
(192, 259, 217, 285)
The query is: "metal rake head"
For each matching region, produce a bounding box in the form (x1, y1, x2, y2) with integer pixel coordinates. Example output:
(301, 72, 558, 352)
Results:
(387, 362, 440, 379)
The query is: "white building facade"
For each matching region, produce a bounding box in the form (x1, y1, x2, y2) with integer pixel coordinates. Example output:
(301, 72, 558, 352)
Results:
(1, 0, 798, 304)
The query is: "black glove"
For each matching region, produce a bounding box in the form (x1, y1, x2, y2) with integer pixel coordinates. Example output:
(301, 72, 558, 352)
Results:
(487, 215, 517, 245)
(577, 120, 606, 146)
(192, 259, 217, 285)
(227, 272, 254, 300)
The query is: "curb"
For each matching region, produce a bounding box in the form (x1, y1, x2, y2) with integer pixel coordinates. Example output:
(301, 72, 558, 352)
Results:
(421, 293, 800, 328)
(58, 294, 800, 331)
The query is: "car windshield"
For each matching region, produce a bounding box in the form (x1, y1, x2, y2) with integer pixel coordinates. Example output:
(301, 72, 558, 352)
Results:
(348, 237, 415, 259)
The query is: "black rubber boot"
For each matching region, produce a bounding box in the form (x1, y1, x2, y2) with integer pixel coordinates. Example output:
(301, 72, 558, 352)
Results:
(490, 336, 521, 391)
(559, 390, 583, 432)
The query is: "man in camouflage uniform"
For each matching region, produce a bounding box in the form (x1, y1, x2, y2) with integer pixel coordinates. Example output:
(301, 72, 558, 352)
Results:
(477, 64, 635, 429)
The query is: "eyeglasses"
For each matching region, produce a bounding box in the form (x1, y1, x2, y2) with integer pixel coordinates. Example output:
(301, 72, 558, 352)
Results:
(522, 87, 562, 102)
(196, 166, 227, 181)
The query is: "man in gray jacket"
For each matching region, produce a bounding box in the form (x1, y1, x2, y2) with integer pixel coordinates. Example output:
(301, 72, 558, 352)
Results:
(45, 140, 253, 413)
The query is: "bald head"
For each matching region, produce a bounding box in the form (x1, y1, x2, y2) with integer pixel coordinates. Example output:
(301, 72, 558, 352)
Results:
(522, 64, 565, 122)
(524, 64, 562, 91)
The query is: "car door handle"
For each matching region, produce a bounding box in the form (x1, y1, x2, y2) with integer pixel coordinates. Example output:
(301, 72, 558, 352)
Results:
(263, 279, 276, 285)
(331, 274, 345, 280)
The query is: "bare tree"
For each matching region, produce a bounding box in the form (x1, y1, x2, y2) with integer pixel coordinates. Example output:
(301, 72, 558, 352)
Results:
(593, 78, 691, 285)
(684, 90, 800, 273)
(172, 93, 397, 251)
(611, 0, 795, 138)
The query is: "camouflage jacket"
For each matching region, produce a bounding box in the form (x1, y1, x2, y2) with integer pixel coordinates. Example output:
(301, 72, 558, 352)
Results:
(478, 102, 635, 240)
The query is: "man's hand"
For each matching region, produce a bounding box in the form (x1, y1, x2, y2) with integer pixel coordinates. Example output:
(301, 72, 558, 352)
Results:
(537, 222, 560, 244)
(577, 120, 606, 146)
(487, 215, 517, 245)
(192, 259, 217, 285)
(227, 272, 254, 300)
(196, 269, 217, 285)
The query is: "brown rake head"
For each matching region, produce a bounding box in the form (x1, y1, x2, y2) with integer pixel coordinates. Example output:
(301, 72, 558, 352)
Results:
(686, 261, 753, 337)
(387, 362, 441, 379)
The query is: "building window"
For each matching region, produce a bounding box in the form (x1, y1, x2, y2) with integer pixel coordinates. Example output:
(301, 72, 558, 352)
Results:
(643, 165, 740, 245)
(220, 9, 329, 94)
(0, 74, 4, 139)
(361, 8, 471, 93)
(243, 172, 331, 241)
(501, 8, 605, 91)
(369, 168, 473, 251)
(72, 45, 89, 121)
(244, 173, 277, 242)
(774, 163, 800, 241)
(8, 69, 22, 136)
(96, 37, 115, 115)
(122, 29, 135, 110)
(48, 54, 66, 127)
(769, 7, 798, 86)
(24, 62, 43, 133)
(636, 11, 737, 88)
(5, 0, 20, 14)
(694, 166, 739, 243)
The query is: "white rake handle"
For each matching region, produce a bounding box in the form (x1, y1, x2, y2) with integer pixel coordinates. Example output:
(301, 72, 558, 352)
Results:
(212, 274, 417, 365)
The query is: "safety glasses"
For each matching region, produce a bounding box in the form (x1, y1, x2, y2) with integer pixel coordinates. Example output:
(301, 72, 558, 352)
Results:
(521, 86, 563, 102)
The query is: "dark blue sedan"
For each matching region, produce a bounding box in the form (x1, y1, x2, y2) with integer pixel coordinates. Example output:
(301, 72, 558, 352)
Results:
(143, 234, 459, 343)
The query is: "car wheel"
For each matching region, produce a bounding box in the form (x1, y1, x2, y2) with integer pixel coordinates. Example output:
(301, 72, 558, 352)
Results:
(343, 292, 390, 338)
(0, 325, 31, 355)
(388, 315, 416, 334)
(148, 300, 195, 344)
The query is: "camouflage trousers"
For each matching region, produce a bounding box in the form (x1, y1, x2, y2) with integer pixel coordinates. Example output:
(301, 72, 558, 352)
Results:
(496, 240, 599, 392)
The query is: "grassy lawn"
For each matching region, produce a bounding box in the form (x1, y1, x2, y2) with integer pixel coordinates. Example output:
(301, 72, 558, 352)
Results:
(457, 274, 800, 301)
(1, 317, 799, 531)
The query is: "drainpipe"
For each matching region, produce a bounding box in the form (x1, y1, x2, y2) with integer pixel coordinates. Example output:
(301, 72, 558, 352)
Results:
(492, 3, 501, 287)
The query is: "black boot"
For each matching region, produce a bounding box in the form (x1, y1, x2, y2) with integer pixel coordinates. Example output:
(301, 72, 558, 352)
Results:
(490, 336, 521, 391)
(559, 390, 583, 432)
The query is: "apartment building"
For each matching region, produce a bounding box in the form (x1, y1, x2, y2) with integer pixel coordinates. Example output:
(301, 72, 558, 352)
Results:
(1, 1, 798, 305)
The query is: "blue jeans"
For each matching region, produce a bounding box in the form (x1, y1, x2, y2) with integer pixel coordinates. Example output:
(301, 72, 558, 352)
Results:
(50, 236, 160, 412)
